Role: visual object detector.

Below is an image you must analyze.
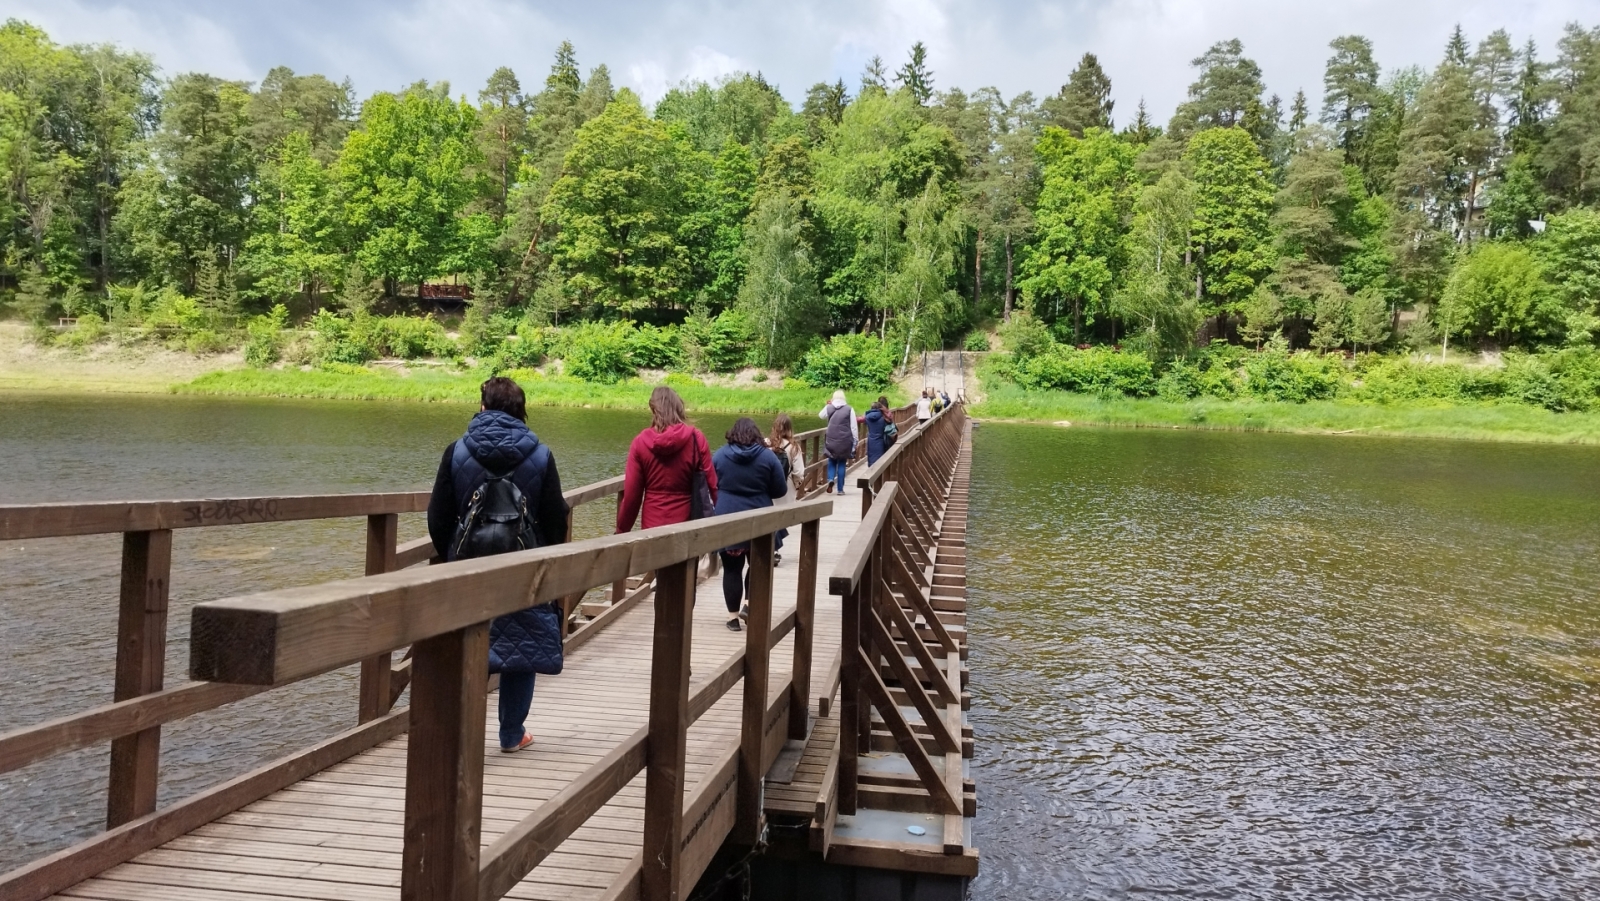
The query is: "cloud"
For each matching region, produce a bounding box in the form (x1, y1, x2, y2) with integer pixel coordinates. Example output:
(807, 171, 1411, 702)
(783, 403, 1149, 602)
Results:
(1, 0, 1587, 125)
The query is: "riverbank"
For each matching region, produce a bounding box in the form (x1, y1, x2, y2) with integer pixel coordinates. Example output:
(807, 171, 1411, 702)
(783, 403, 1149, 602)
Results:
(972, 383, 1600, 444)
(9, 323, 1600, 445)
(175, 367, 857, 414)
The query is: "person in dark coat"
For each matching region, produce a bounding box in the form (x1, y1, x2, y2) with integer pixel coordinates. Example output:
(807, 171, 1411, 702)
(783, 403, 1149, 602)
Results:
(427, 377, 569, 753)
(863, 402, 889, 465)
(712, 417, 788, 631)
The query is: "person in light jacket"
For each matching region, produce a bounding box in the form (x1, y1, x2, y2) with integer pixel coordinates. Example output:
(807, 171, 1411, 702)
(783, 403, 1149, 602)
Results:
(818, 390, 858, 495)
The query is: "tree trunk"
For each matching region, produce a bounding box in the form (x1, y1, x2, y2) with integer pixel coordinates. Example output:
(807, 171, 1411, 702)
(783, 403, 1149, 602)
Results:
(1003, 235, 1014, 321)
(973, 230, 982, 318)
(1072, 297, 1081, 343)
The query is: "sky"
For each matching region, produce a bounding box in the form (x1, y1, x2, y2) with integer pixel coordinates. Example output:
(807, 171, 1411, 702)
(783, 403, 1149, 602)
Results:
(2, 0, 1588, 124)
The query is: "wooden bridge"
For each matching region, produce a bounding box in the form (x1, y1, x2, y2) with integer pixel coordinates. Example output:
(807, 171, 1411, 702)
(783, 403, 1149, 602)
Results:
(0, 403, 976, 901)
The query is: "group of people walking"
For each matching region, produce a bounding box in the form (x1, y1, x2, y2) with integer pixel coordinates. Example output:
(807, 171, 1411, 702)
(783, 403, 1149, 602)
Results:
(429, 379, 896, 753)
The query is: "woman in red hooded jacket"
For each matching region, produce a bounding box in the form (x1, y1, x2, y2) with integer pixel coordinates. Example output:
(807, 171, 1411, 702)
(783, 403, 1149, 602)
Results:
(616, 386, 718, 533)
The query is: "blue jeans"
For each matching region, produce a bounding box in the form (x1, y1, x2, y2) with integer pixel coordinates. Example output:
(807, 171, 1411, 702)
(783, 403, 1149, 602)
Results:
(498, 671, 536, 748)
(827, 458, 848, 493)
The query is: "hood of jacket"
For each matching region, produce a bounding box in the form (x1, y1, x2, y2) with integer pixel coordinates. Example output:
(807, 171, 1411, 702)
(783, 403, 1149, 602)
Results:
(638, 423, 698, 459)
(720, 441, 768, 466)
(462, 410, 541, 472)
(865, 408, 885, 423)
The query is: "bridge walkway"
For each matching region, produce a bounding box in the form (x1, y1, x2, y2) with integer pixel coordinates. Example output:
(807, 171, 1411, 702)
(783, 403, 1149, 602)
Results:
(45, 500, 866, 901)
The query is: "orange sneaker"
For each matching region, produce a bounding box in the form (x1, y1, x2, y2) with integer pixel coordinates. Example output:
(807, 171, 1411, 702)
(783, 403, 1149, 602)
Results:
(500, 731, 533, 753)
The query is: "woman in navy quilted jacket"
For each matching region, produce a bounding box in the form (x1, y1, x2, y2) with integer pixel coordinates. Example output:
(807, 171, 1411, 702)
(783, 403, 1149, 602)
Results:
(712, 418, 788, 631)
(427, 377, 569, 753)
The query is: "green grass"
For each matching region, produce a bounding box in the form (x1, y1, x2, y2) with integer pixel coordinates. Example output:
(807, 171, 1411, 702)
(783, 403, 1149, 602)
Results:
(175, 366, 899, 415)
(972, 382, 1600, 444)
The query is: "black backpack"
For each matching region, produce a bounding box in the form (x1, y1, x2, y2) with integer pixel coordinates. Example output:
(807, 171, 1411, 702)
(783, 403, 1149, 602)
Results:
(451, 470, 539, 561)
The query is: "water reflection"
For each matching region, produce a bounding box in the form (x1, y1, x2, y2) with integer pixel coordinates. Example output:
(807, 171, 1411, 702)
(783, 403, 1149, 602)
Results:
(966, 424, 1600, 899)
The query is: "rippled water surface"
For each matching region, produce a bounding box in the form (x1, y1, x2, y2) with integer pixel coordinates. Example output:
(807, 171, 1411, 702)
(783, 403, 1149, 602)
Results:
(0, 393, 752, 871)
(966, 423, 1600, 900)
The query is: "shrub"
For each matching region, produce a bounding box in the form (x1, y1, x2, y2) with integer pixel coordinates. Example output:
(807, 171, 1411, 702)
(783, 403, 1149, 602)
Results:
(371, 315, 453, 359)
(1156, 361, 1202, 401)
(55, 312, 106, 349)
(997, 311, 1053, 360)
(492, 331, 545, 369)
(1346, 358, 1503, 404)
(964, 331, 991, 352)
(1014, 345, 1157, 397)
(704, 311, 752, 372)
(184, 329, 233, 355)
(1502, 349, 1600, 412)
(1241, 347, 1341, 403)
(310, 310, 373, 366)
(793, 333, 896, 391)
(564, 321, 636, 383)
(244, 305, 289, 368)
(627, 323, 683, 370)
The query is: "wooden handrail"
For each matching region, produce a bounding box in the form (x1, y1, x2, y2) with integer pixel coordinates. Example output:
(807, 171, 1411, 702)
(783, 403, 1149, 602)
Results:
(0, 492, 431, 541)
(828, 482, 900, 596)
(190, 498, 833, 686)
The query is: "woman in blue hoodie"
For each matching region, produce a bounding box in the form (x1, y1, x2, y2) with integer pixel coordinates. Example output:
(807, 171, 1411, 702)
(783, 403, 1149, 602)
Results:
(712, 417, 788, 631)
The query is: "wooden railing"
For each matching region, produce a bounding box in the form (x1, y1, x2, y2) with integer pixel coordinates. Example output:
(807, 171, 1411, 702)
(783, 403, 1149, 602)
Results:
(186, 496, 832, 901)
(0, 475, 625, 901)
(818, 402, 970, 855)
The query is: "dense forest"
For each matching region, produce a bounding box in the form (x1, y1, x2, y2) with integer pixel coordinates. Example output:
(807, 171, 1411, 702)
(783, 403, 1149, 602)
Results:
(4, 18, 1600, 395)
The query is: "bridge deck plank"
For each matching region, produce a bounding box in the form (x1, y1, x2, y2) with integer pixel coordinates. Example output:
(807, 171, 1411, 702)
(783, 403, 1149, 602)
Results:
(50, 494, 863, 901)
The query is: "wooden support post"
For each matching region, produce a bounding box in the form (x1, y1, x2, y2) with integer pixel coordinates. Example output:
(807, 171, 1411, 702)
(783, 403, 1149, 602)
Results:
(838, 554, 865, 816)
(107, 529, 172, 829)
(736, 532, 774, 845)
(359, 513, 398, 723)
(788, 518, 819, 741)
(642, 559, 694, 901)
(401, 621, 488, 901)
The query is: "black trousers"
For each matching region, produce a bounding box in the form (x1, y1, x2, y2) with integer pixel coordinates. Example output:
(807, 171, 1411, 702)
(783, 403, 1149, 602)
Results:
(719, 550, 747, 614)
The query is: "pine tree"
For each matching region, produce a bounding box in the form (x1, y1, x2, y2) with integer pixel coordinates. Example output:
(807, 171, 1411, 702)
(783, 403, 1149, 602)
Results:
(1321, 35, 1380, 161)
(1169, 39, 1266, 140)
(1289, 90, 1309, 133)
(1507, 39, 1548, 155)
(861, 56, 888, 95)
(1041, 53, 1114, 136)
(1122, 99, 1158, 145)
(477, 67, 527, 218)
(894, 42, 934, 105)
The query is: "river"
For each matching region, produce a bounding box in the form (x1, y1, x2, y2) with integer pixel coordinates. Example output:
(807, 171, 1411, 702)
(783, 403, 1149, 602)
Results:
(3, 394, 1599, 897)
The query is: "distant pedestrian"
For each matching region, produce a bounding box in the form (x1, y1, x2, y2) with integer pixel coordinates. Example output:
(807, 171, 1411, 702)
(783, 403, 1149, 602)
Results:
(713, 417, 787, 630)
(863, 401, 890, 465)
(427, 377, 570, 754)
(940, 389, 952, 409)
(818, 390, 858, 495)
(617, 386, 717, 534)
(916, 389, 932, 422)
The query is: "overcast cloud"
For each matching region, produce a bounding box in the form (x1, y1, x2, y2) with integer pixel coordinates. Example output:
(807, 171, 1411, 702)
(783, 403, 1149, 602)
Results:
(1, 0, 1587, 123)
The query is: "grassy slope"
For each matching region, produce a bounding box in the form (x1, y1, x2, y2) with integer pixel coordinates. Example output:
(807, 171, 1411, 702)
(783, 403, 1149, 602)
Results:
(174, 367, 890, 415)
(971, 382, 1600, 444)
